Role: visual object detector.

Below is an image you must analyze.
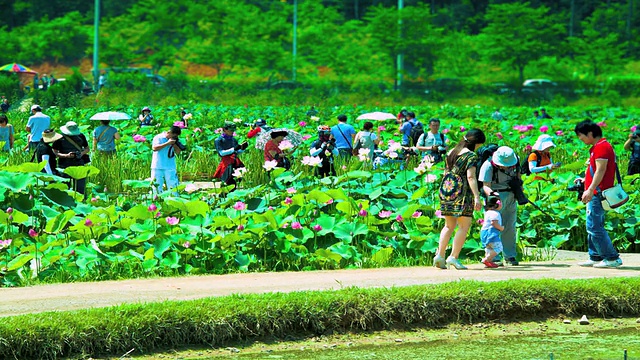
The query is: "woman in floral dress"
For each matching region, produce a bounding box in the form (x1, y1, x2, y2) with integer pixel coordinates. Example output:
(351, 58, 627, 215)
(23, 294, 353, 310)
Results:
(434, 128, 486, 270)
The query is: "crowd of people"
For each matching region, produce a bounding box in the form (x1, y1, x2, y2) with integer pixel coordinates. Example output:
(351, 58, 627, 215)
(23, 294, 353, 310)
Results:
(1, 103, 638, 269)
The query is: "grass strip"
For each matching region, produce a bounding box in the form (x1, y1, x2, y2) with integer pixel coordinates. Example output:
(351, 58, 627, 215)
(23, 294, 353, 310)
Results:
(1, 277, 639, 360)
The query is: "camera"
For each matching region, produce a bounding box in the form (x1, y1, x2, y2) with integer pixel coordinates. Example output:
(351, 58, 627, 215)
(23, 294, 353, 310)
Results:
(568, 179, 585, 201)
(72, 150, 83, 159)
(174, 139, 187, 151)
(507, 177, 529, 205)
(633, 134, 638, 139)
(437, 146, 447, 154)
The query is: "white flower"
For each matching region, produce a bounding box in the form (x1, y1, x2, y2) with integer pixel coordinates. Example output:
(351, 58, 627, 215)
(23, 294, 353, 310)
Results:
(424, 174, 438, 183)
(233, 118, 243, 123)
(183, 113, 193, 120)
(358, 148, 371, 162)
(387, 151, 398, 159)
(387, 140, 403, 152)
(420, 157, 434, 170)
(301, 155, 322, 167)
(414, 164, 426, 175)
(232, 167, 248, 178)
(279, 139, 294, 151)
(263, 160, 278, 171)
(310, 116, 320, 121)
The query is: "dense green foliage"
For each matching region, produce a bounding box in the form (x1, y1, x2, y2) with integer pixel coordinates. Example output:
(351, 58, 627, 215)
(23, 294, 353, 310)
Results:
(0, 104, 637, 286)
(0, 277, 639, 359)
(1, 0, 639, 90)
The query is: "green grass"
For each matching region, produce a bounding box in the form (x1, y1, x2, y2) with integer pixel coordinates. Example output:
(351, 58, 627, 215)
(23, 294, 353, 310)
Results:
(1, 277, 640, 359)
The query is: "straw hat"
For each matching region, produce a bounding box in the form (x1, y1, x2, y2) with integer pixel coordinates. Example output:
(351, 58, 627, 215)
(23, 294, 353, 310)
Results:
(42, 129, 63, 143)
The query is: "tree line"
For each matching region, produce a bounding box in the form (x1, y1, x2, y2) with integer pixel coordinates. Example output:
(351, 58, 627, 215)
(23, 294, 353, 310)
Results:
(0, 0, 637, 86)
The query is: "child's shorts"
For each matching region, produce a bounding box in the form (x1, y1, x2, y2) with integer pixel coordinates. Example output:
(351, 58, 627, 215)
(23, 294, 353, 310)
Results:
(485, 241, 503, 254)
(480, 228, 501, 247)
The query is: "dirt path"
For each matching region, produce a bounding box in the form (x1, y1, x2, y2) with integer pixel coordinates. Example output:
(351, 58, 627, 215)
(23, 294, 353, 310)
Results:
(1, 251, 639, 317)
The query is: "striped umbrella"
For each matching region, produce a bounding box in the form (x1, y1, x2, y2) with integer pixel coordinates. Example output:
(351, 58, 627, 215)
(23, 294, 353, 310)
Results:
(0, 63, 37, 74)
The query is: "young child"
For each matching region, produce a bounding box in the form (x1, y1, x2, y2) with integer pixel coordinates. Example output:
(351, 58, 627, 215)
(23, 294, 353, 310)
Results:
(480, 196, 504, 268)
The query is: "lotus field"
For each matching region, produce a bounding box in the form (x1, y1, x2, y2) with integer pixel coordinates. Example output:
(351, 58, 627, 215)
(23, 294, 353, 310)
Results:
(0, 104, 638, 286)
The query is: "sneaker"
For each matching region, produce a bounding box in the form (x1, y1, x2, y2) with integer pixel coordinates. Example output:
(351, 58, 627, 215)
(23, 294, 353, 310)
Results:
(506, 257, 519, 266)
(578, 259, 598, 267)
(482, 260, 499, 268)
(593, 258, 623, 268)
(446, 256, 467, 270)
(433, 255, 446, 269)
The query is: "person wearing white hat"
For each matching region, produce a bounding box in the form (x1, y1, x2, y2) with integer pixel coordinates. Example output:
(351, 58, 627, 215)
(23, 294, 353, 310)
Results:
(139, 106, 153, 127)
(52, 121, 90, 195)
(478, 146, 521, 266)
(527, 134, 561, 181)
(26, 104, 51, 150)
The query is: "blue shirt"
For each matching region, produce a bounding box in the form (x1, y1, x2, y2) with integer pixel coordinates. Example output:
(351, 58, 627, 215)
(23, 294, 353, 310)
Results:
(0, 125, 13, 151)
(631, 141, 640, 163)
(400, 119, 419, 146)
(331, 123, 356, 149)
(93, 125, 118, 152)
(27, 112, 51, 142)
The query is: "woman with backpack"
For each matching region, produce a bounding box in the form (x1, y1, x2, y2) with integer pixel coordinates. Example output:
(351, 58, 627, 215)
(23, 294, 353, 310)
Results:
(525, 134, 561, 181)
(434, 129, 486, 270)
(352, 121, 380, 161)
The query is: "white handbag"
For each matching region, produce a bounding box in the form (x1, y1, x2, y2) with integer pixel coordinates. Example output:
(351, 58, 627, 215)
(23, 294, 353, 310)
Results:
(590, 161, 629, 210)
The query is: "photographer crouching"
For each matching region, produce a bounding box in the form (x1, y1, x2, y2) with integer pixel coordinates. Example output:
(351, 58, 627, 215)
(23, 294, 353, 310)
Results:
(310, 125, 339, 177)
(479, 146, 524, 266)
(151, 125, 185, 196)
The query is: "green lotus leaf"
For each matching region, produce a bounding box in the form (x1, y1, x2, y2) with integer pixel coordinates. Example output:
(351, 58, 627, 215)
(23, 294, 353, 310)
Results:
(99, 232, 127, 248)
(161, 251, 180, 269)
(7, 253, 34, 271)
(63, 165, 100, 180)
(185, 200, 209, 217)
(328, 243, 357, 259)
(41, 188, 77, 208)
(1, 161, 46, 173)
(127, 204, 154, 221)
(9, 209, 29, 225)
(315, 214, 338, 235)
(45, 210, 76, 234)
(122, 179, 153, 189)
(333, 221, 369, 243)
(142, 258, 158, 271)
(245, 198, 265, 212)
(251, 211, 278, 231)
(153, 237, 172, 259)
(234, 251, 251, 271)
(307, 190, 333, 204)
(371, 247, 393, 266)
(0, 171, 36, 192)
(314, 248, 342, 264)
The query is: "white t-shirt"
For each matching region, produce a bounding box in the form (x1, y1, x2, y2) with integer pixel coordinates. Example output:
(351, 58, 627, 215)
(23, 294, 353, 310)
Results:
(481, 209, 502, 231)
(151, 133, 176, 170)
(27, 112, 51, 142)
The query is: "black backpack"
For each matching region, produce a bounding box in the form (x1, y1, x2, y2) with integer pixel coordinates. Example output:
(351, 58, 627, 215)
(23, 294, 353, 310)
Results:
(475, 144, 499, 188)
(520, 151, 541, 176)
(409, 121, 424, 146)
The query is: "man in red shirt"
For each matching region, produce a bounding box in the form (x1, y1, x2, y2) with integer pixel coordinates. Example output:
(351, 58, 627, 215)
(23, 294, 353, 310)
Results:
(574, 120, 622, 268)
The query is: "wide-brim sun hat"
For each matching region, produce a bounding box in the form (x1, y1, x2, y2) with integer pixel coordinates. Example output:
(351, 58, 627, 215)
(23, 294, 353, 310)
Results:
(60, 121, 81, 136)
(492, 146, 518, 167)
(142, 106, 151, 112)
(42, 129, 63, 143)
(532, 134, 555, 151)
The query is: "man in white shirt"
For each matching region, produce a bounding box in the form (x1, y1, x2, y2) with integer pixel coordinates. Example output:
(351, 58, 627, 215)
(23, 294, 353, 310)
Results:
(26, 104, 51, 150)
(151, 126, 183, 195)
(415, 118, 447, 163)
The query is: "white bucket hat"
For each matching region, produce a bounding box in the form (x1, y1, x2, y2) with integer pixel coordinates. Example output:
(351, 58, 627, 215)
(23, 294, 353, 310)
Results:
(532, 134, 555, 151)
(492, 146, 518, 167)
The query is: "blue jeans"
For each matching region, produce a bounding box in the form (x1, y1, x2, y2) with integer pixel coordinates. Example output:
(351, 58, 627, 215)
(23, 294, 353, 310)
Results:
(586, 196, 619, 261)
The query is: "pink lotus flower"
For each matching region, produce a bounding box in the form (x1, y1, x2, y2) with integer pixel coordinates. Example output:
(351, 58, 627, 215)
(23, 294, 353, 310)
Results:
(166, 217, 179, 226)
(215, 128, 223, 134)
(539, 125, 549, 133)
(477, 219, 484, 225)
(287, 187, 297, 194)
(284, 197, 293, 205)
(313, 224, 322, 232)
(378, 210, 392, 218)
(173, 121, 187, 129)
(341, 165, 347, 170)
(412, 211, 422, 218)
(358, 209, 368, 217)
(326, 199, 334, 205)
(520, 134, 526, 139)
(84, 218, 93, 227)
(233, 201, 246, 211)
(237, 224, 245, 231)
(435, 210, 444, 218)
(148, 204, 157, 212)
(378, 126, 386, 131)
(460, 126, 466, 132)
(632, 125, 638, 132)
(525, 145, 533, 152)
(526, 124, 534, 130)
(395, 215, 404, 222)
(6, 207, 12, 214)
(0, 239, 12, 250)
(155, 211, 162, 218)
(441, 128, 450, 134)
(298, 121, 307, 127)
(556, 130, 563, 136)
(302, 135, 311, 140)
(268, 206, 274, 211)
(193, 128, 202, 133)
(291, 222, 302, 230)
(28, 229, 37, 237)
(133, 134, 147, 143)
(597, 121, 607, 127)
(282, 223, 289, 229)
(91, 197, 98, 203)
(495, 132, 503, 140)
(183, 241, 191, 248)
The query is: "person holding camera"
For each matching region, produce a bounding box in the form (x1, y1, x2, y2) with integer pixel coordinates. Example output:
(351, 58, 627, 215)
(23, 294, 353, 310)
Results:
(247, 118, 272, 139)
(311, 125, 339, 177)
(399, 111, 421, 147)
(151, 125, 183, 195)
(264, 130, 291, 170)
(479, 146, 522, 266)
(415, 118, 447, 163)
(623, 127, 640, 176)
(52, 121, 90, 195)
(138, 107, 154, 127)
(213, 122, 247, 189)
(574, 120, 622, 268)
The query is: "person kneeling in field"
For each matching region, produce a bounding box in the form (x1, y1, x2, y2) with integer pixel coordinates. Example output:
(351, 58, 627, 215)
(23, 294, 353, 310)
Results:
(213, 122, 247, 190)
